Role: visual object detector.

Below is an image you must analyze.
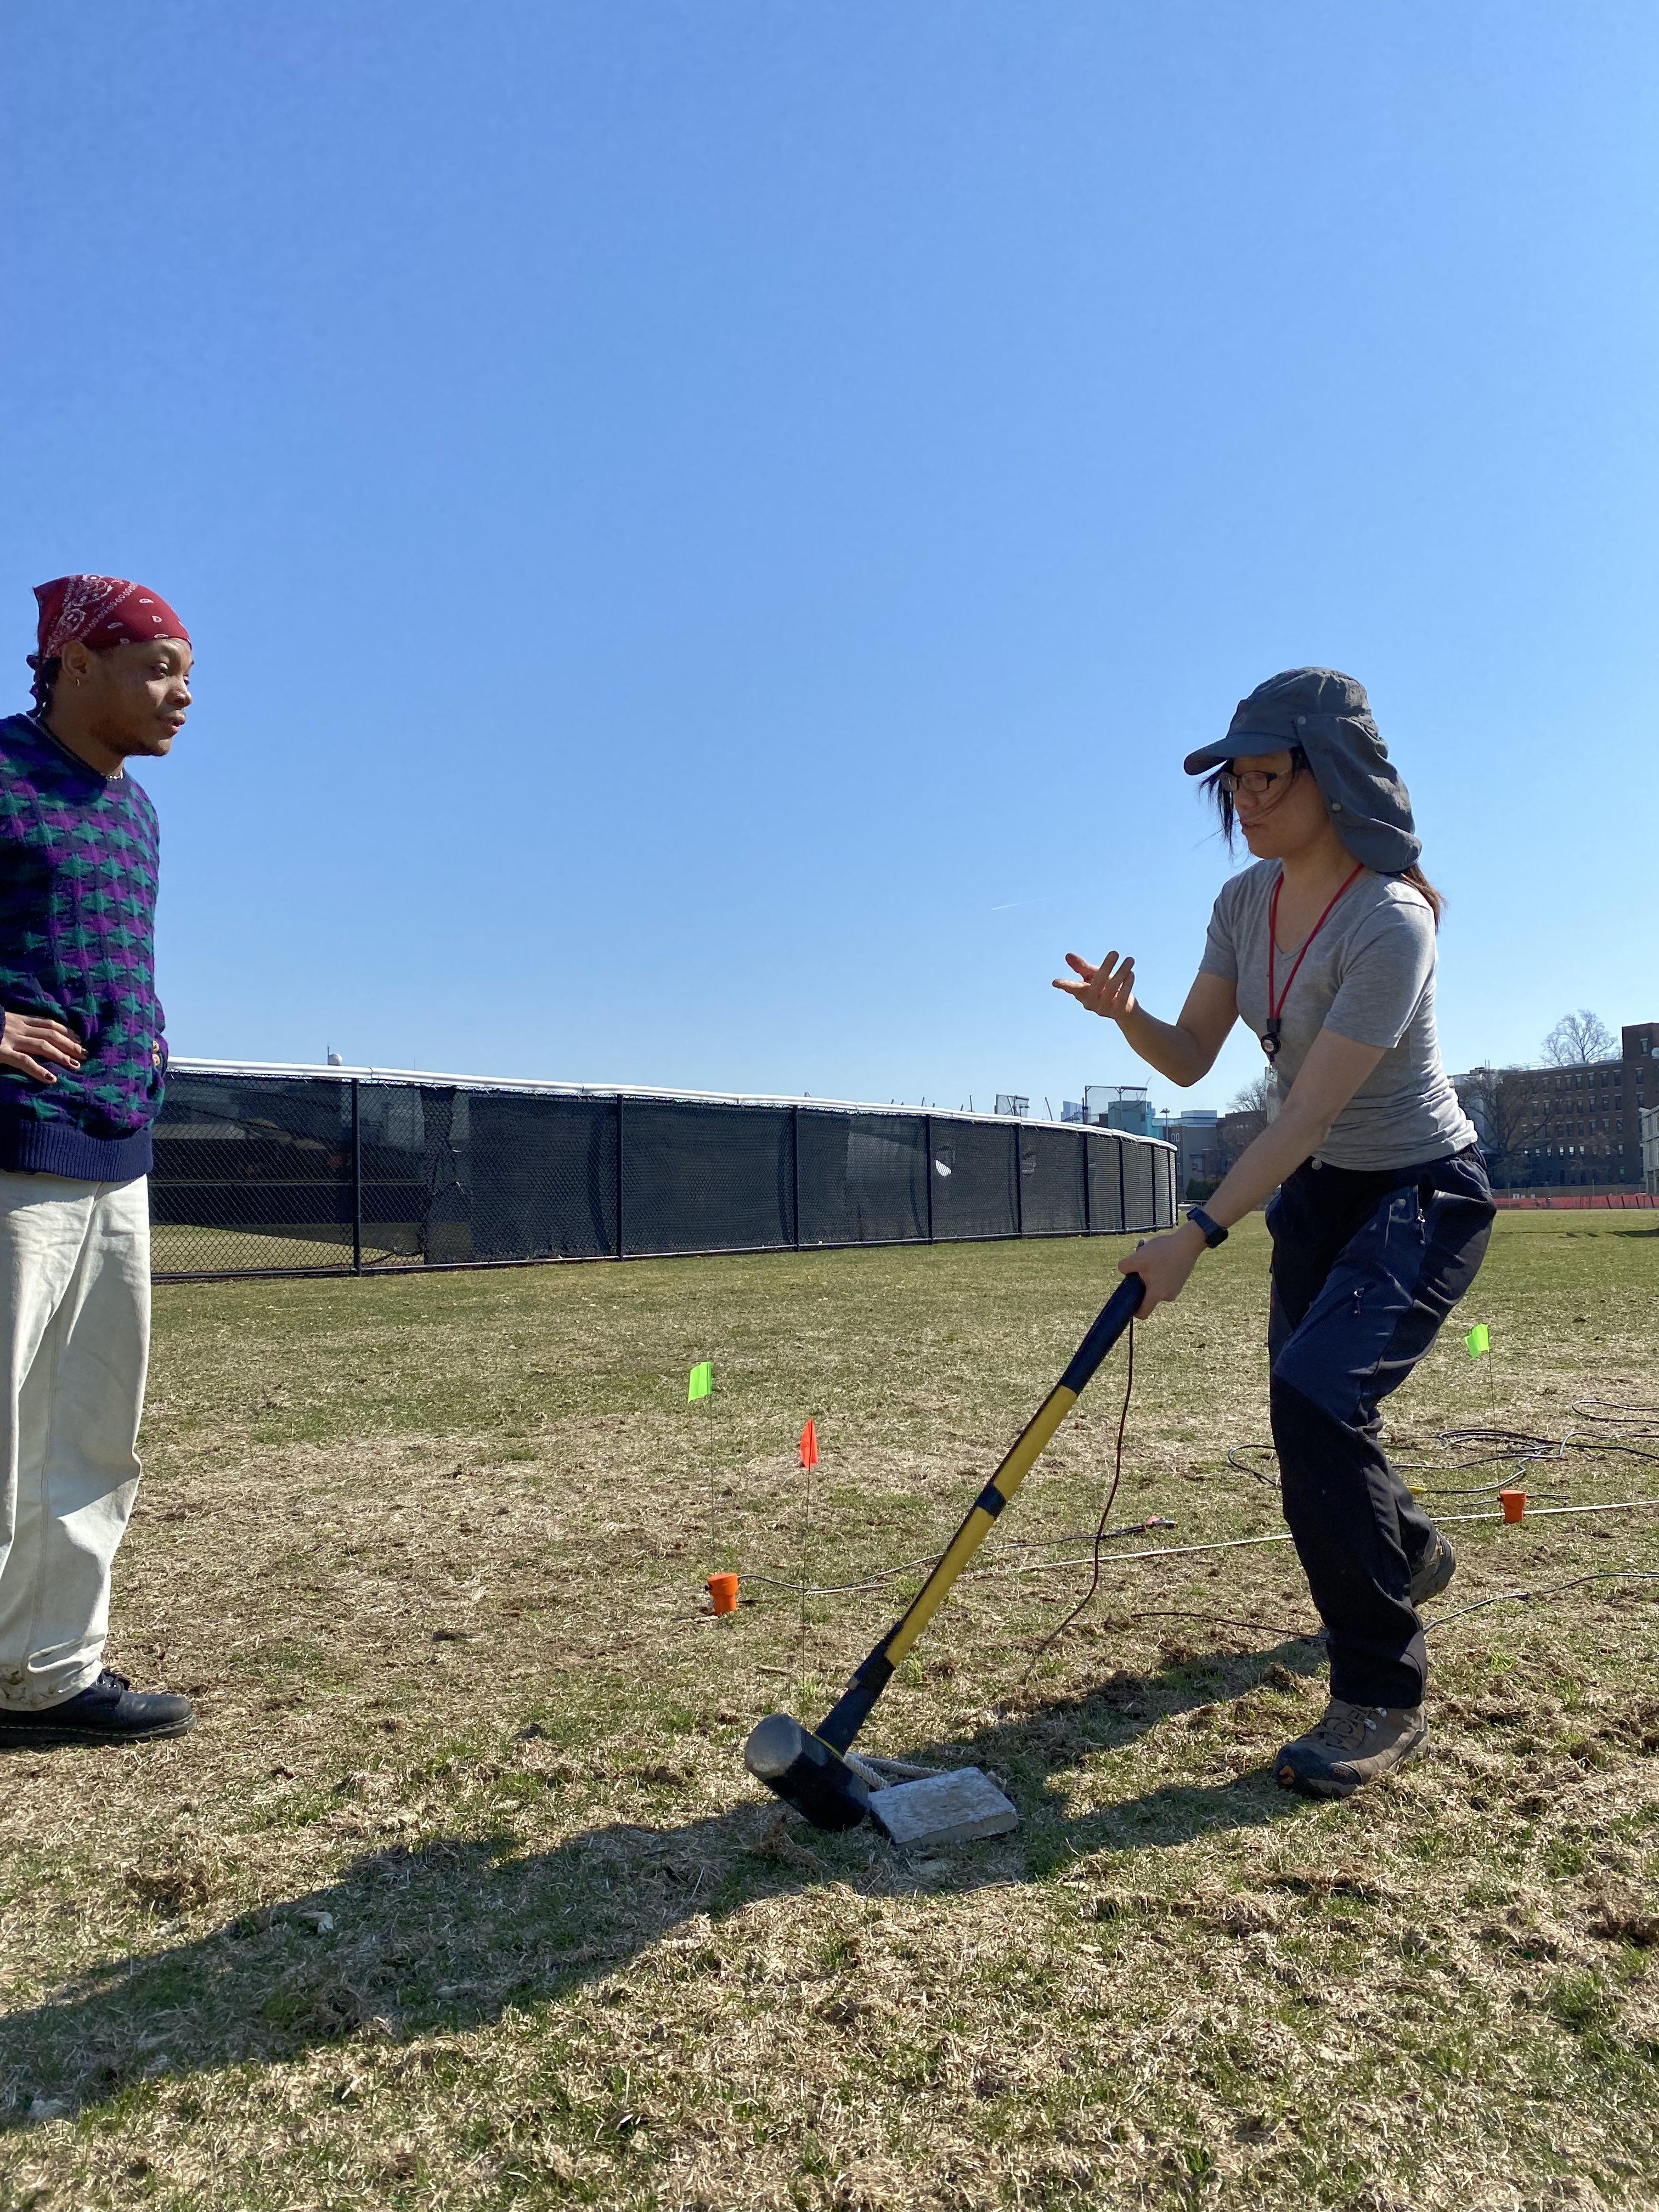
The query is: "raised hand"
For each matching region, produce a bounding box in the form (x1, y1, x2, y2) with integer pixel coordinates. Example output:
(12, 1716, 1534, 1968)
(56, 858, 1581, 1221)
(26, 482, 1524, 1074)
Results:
(0, 1011, 85, 1085)
(1051, 950, 1138, 1023)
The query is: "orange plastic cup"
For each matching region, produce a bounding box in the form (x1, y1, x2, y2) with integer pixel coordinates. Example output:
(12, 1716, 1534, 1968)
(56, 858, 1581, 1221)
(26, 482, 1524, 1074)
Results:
(707, 1572, 740, 1615)
(1498, 1488, 1527, 1524)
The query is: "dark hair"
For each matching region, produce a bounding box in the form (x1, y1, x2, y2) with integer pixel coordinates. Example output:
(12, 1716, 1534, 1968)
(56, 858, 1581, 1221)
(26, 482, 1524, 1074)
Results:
(25, 653, 60, 716)
(1203, 747, 1444, 928)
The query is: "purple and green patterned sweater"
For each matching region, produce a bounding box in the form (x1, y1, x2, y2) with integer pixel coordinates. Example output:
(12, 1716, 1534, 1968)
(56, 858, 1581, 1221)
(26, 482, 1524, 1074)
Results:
(0, 710, 166, 1180)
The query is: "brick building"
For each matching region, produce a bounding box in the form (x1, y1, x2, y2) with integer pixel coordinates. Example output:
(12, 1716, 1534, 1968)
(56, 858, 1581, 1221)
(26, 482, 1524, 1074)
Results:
(1454, 1022, 1659, 1189)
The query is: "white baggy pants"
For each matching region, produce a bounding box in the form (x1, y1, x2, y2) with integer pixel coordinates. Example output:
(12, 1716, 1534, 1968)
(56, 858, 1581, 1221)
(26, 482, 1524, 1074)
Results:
(0, 1170, 150, 1709)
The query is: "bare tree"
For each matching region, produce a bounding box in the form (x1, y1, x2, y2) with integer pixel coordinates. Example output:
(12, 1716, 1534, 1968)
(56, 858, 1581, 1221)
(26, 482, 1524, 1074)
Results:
(1453, 1065, 1544, 1181)
(1543, 1010, 1616, 1066)
(1217, 1071, 1273, 1170)
(1228, 1071, 1274, 1124)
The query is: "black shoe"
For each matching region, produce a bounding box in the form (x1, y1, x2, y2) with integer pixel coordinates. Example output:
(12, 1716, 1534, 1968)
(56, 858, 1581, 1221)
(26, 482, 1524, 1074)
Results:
(0, 1670, 195, 1748)
(1409, 1531, 1457, 1610)
(1275, 1698, 1429, 1799)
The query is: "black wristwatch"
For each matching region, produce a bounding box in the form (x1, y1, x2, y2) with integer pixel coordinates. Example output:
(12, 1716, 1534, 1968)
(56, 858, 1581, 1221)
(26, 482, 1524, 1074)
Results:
(1186, 1206, 1228, 1249)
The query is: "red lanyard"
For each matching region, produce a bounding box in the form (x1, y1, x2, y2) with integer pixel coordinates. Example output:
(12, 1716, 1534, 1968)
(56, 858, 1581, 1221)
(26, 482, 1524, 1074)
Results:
(1262, 864, 1363, 1060)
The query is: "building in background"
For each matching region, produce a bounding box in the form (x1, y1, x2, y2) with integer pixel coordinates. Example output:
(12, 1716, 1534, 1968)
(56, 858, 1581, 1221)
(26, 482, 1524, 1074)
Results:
(1155, 1108, 1224, 1197)
(1453, 1021, 1659, 1189)
(1074, 1090, 1253, 1193)
(1216, 1106, 1270, 1173)
(1068, 1018, 1659, 1198)
(1082, 1084, 1157, 1136)
(1108, 1099, 1157, 1138)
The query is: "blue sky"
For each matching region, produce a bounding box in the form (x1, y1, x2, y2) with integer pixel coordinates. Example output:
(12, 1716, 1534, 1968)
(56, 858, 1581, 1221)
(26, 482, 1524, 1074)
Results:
(2, 3, 1652, 1116)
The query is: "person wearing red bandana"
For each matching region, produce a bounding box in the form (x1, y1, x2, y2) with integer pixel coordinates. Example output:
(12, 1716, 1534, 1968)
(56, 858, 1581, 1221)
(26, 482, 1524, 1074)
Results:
(0, 577, 197, 1746)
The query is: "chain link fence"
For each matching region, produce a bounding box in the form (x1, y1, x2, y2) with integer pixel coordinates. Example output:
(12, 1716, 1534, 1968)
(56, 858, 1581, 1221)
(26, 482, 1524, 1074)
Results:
(149, 1065, 1176, 1280)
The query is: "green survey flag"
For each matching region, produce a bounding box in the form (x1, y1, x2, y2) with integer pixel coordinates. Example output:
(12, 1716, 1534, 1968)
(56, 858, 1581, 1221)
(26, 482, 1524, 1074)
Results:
(687, 1361, 713, 1402)
(1465, 1324, 1490, 1359)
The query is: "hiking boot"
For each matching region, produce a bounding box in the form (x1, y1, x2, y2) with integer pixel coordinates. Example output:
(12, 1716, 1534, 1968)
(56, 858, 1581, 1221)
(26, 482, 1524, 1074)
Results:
(1274, 1699, 1427, 1799)
(1409, 1530, 1456, 1609)
(0, 1671, 195, 1749)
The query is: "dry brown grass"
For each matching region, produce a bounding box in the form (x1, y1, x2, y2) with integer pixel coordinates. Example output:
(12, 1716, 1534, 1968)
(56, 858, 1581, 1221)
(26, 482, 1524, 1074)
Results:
(1, 1214, 1656, 2209)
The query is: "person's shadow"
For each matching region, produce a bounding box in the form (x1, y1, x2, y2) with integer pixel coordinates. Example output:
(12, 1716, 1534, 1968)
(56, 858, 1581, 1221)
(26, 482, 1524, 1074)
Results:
(3, 1633, 1319, 2124)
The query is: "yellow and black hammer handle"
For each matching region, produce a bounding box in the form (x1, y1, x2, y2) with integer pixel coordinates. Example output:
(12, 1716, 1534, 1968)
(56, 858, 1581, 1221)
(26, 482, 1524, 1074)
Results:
(815, 1272, 1145, 1754)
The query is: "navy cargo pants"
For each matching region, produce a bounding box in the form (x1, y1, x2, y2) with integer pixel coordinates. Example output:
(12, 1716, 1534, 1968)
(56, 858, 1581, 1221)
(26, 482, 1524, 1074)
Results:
(1267, 1144, 1494, 1709)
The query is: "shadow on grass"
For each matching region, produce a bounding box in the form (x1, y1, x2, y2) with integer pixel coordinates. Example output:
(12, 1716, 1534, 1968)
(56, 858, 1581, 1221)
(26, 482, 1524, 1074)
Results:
(902, 1625, 1325, 1866)
(1, 1636, 1318, 2123)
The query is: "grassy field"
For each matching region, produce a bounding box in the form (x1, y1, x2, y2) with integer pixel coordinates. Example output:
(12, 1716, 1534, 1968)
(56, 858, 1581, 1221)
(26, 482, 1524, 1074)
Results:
(2, 1212, 1657, 2211)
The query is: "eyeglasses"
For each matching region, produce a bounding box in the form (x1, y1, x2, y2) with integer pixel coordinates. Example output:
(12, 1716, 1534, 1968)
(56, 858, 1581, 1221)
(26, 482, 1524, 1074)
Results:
(1217, 761, 1302, 799)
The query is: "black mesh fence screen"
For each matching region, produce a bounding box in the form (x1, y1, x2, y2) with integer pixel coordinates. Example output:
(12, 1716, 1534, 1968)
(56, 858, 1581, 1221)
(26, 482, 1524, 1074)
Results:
(929, 1119, 1018, 1242)
(1121, 1136, 1155, 1237)
(1156, 1146, 1177, 1228)
(1086, 1131, 1124, 1235)
(444, 1093, 617, 1262)
(1018, 1125, 1087, 1235)
(150, 1074, 357, 1276)
(620, 1102, 794, 1256)
(797, 1113, 928, 1246)
(149, 1071, 1173, 1279)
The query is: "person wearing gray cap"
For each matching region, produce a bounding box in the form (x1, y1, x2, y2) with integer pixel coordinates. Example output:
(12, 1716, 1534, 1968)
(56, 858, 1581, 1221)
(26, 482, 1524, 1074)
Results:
(1054, 668, 1492, 1801)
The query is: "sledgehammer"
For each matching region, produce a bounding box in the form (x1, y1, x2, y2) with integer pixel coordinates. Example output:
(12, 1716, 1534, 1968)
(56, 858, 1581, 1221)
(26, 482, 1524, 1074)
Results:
(744, 1272, 1146, 1831)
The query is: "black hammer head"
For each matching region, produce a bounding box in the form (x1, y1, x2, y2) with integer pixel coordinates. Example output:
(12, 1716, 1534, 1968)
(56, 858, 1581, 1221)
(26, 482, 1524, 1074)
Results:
(743, 1712, 872, 1832)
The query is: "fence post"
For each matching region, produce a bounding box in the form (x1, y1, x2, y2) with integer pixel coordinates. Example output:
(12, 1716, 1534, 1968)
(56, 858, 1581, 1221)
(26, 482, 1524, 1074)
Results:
(615, 1096, 625, 1259)
(351, 1079, 363, 1276)
(924, 1115, 935, 1241)
(1081, 1128, 1092, 1233)
(1118, 1136, 1127, 1231)
(1013, 1121, 1024, 1238)
(792, 1103, 802, 1248)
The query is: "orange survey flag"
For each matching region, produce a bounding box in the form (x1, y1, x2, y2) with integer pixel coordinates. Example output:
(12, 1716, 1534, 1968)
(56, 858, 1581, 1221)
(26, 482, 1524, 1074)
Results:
(799, 1419, 819, 1469)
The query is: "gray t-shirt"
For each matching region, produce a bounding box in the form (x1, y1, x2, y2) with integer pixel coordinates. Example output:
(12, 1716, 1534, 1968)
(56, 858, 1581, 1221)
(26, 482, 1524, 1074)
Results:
(1200, 860, 1476, 1171)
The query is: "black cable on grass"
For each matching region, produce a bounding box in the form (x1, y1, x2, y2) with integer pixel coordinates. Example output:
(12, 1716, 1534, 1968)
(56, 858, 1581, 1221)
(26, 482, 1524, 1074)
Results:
(1030, 1554, 1659, 1657)
(1571, 1398, 1659, 1432)
(1107, 1606, 1316, 1643)
(1222, 1445, 1280, 1486)
(1416, 1425, 1659, 1488)
(739, 1392, 1658, 1646)
(1424, 1571, 1659, 1631)
(1429, 1426, 1567, 1465)
(1001, 1521, 1176, 1553)
(1226, 1401, 1659, 1499)
(1022, 1319, 1137, 1676)
(743, 1554, 943, 1598)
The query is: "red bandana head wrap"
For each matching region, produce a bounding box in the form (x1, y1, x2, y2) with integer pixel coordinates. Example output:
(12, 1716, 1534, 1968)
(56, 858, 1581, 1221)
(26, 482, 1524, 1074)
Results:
(32, 574, 190, 667)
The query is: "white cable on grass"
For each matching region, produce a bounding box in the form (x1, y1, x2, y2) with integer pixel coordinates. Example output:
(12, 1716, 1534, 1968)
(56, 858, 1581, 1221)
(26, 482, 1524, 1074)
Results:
(1439, 1498, 1659, 1523)
(746, 1497, 1659, 1595)
(743, 1519, 1173, 1597)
